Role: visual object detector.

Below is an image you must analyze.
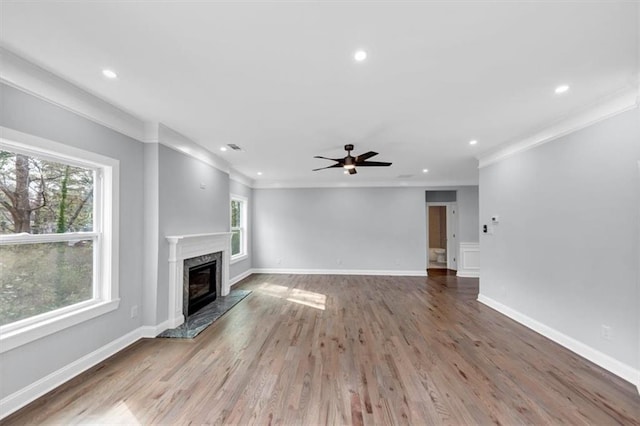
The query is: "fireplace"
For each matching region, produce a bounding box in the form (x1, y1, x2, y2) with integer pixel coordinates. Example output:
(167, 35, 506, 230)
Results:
(187, 261, 217, 315)
(183, 251, 222, 318)
(166, 232, 232, 328)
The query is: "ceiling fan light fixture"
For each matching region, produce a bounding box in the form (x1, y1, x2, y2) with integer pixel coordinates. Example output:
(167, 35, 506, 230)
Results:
(343, 155, 356, 169)
(312, 144, 391, 173)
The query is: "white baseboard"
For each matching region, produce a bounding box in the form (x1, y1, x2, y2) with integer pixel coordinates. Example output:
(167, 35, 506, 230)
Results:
(0, 318, 181, 420)
(477, 294, 640, 392)
(251, 268, 427, 277)
(230, 269, 253, 286)
(456, 271, 480, 278)
(139, 319, 174, 338)
(0, 326, 147, 419)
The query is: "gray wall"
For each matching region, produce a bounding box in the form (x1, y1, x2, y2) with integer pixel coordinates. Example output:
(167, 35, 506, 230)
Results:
(0, 83, 252, 402)
(425, 186, 479, 244)
(142, 143, 159, 326)
(479, 107, 640, 368)
(253, 185, 479, 272)
(457, 186, 480, 243)
(229, 179, 253, 280)
(156, 144, 231, 323)
(0, 83, 145, 399)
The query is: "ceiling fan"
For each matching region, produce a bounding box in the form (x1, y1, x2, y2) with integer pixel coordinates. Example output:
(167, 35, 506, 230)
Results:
(313, 144, 392, 175)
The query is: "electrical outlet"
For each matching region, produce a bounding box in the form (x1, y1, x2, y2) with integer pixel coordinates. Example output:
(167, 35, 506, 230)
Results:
(337, 259, 343, 265)
(131, 305, 138, 319)
(601, 325, 612, 340)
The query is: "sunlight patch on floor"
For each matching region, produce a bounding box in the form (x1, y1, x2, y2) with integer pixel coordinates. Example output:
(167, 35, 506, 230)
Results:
(90, 401, 141, 425)
(257, 283, 326, 310)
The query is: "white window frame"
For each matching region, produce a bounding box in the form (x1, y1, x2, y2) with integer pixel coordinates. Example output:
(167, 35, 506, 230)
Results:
(0, 127, 119, 353)
(230, 194, 248, 263)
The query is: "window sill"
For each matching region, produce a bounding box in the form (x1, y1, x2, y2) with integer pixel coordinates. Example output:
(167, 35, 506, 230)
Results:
(0, 298, 120, 353)
(230, 254, 249, 265)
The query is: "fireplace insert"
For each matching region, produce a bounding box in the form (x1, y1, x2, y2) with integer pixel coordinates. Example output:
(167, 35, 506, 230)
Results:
(188, 260, 217, 315)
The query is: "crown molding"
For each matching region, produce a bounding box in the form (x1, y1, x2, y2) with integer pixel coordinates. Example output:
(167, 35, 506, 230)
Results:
(477, 87, 639, 168)
(251, 179, 478, 190)
(0, 47, 149, 142)
(155, 125, 254, 184)
(0, 48, 255, 182)
(229, 169, 255, 188)
(143, 121, 160, 143)
(157, 124, 232, 174)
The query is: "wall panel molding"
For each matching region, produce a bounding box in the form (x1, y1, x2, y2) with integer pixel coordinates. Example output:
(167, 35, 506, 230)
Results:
(456, 242, 480, 278)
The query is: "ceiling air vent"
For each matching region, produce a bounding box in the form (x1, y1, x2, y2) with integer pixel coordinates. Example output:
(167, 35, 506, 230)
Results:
(227, 143, 242, 151)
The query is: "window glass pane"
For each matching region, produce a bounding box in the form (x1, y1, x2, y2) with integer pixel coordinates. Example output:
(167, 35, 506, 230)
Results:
(231, 200, 241, 228)
(0, 151, 94, 234)
(231, 230, 241, 256)
(0, 240, 94, 326)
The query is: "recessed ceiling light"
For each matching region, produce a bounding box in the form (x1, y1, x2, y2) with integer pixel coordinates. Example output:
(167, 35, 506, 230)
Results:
(422, 169, 429, 173)
(469, 140, 478, 145)
(220, 147, 227, 152)
(555, 84, 570, 94)
(257, 172, 263, 176)
(102, 69, 117, 79)
(354, 50, 367, 62)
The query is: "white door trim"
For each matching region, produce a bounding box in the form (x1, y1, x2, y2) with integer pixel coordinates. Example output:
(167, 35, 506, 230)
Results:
(426, 202, 458, 270)
(637, 160, 640, 394)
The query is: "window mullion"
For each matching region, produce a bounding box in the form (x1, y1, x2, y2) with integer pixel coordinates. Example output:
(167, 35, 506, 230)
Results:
(0, 232, 100, 245)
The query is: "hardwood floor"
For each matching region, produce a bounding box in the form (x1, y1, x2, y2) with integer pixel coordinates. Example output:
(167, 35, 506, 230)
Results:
(3, 273, 639, 425)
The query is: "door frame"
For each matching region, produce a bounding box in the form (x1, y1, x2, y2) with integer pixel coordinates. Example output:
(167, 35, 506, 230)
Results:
(425, 202, 459, 270)
(636, 161, 640, 393)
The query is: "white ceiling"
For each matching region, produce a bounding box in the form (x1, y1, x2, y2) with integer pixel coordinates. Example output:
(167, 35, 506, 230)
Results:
(1, 1, 638, 186)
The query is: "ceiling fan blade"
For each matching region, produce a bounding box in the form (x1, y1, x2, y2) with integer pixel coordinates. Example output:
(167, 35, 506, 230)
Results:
(348, 168, 357, 175)
(312, 163, 343, 171)
(355, 151, 378, 162)
(355, 161, 392, 167)
(314, 155, 344, 162)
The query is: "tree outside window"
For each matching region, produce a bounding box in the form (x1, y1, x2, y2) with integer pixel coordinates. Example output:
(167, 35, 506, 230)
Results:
(0, 149, 96, 326)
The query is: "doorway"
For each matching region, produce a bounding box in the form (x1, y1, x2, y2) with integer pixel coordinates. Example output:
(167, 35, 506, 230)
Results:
(426, 203, 458, 271)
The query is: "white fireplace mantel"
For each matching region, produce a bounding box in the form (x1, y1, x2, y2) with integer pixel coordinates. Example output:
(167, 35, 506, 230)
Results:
(166, 232, 232, 328)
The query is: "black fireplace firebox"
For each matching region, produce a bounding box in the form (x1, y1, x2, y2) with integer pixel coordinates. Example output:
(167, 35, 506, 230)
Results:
(188, 260, 217, 315)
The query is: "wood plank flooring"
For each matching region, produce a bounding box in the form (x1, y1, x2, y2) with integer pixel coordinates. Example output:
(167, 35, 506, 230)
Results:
(3, 272, 639, 425)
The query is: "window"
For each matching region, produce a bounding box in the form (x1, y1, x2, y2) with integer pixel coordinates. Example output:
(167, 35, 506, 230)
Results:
(0, 127, 119, 353)
(230, 195, 247, 262)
